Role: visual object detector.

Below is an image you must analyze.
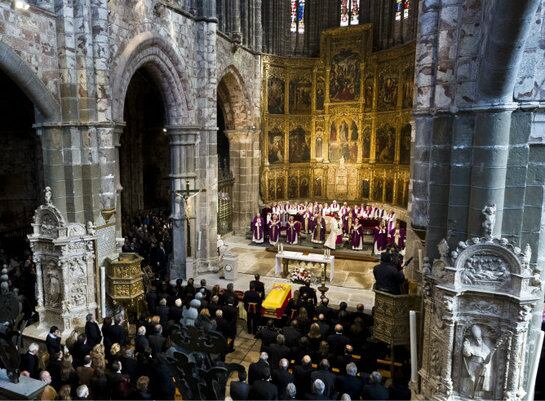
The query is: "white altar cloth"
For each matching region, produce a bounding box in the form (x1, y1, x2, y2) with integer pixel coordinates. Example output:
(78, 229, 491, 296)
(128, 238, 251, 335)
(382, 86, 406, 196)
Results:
(274, 250, 335, 280)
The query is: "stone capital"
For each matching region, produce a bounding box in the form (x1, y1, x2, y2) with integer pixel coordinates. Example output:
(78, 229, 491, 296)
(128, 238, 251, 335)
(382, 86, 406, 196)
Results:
(224, 128, 258, 144)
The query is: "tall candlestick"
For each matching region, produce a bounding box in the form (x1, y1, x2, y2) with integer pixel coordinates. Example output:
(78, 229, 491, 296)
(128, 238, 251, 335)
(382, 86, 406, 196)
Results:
(409, 310, 418, 388)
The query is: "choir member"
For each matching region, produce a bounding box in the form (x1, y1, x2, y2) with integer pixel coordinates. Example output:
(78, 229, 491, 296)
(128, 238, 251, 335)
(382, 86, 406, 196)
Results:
(251, 213, 265, 244)
(311, 213, 326, 244)
(286, 216, 301, 245)
(269, 214, 281, 246)
(350, 218, 364, 250)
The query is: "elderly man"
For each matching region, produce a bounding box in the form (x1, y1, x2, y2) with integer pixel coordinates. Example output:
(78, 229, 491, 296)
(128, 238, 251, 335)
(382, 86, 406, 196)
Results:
(362, 371, 389, 400)
(39, 371, 57, 400)
(20, 342, 40, 379)
(272, 358, 293, 399)
(306, 379, 328, 401)
(336, 363, 364, 400)
(85, 314, 102, 347)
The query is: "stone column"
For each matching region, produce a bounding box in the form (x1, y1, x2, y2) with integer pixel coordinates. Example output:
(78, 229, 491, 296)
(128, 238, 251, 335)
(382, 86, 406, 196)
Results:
(225, 129, 260, 234)
(112, 125, 124, 236)
(168, 126, 198, 280)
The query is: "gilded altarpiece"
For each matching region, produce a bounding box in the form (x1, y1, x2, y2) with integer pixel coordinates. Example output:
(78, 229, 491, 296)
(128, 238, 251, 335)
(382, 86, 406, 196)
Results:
(261, 25, 415, 209)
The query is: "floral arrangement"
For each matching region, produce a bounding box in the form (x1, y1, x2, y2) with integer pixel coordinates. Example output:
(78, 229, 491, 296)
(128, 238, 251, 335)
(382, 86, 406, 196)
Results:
(290, 266, 312, 284)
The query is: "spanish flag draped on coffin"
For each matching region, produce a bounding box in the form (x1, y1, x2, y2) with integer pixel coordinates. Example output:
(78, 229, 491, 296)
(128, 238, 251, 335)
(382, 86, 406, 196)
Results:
(262, 283, 292, 319)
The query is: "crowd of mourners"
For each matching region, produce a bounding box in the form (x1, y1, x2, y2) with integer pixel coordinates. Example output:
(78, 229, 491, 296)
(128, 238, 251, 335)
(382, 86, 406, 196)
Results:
(121, 210, 172, 280)
(15, 268, 410, 401)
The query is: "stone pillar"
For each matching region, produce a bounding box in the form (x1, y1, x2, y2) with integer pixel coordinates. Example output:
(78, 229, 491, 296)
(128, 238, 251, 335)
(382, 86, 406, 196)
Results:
(168, 126, 198, 280)
(225, 129, 260, 234)
(112, 125, 124, 237)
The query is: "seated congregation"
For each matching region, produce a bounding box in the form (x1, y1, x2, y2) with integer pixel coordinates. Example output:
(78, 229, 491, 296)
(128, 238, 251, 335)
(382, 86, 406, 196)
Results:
(251, 201, 406, 254)
(16, 272, 410, 401)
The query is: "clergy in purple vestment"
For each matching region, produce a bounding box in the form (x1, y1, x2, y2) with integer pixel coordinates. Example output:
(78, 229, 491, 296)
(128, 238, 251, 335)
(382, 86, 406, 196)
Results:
(350, 218, 364, 250)
(286, 216, 301, 245)
(389, 222, 406, 249)
(268, 214, 281, 246)
(373, 221, 388, 254)
(251, 213, 264, 244)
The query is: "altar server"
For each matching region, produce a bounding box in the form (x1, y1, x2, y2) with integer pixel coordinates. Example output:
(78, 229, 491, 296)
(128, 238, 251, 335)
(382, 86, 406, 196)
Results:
(325, 215, 342, 250)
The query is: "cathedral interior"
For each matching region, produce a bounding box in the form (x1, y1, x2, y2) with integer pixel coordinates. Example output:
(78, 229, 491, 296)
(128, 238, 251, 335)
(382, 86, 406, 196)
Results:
(1, 0, 545, 400)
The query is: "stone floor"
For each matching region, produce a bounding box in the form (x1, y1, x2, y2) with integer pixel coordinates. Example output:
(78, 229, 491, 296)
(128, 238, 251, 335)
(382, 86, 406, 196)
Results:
(196, 234, 377, 310)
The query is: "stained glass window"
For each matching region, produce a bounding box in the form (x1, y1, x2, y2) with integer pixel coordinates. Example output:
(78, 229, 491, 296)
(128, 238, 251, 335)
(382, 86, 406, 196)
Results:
(340, 0, 360, 27)
(291, 0, 305, 33)
(396, 0, 409, 21)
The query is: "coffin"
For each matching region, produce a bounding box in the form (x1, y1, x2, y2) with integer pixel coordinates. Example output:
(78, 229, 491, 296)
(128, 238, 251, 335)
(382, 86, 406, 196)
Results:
(262, 283, 292, 319)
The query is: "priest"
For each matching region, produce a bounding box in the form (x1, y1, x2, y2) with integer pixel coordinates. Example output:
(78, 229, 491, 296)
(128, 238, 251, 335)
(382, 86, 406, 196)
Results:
(286, 216, 301, 245)
(268, 213, 281, 246)
(350, 218, 364, 250)
(251, 213, 265, 244)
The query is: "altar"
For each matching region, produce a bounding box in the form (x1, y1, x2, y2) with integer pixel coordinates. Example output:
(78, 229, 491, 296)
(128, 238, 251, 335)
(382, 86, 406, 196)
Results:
(274, 250, 335, 281)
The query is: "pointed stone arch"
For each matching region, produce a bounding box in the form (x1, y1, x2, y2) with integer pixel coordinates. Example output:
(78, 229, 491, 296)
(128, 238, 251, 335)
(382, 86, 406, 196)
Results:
(0, 41, 60, 121)
(217, 65, 252, 130)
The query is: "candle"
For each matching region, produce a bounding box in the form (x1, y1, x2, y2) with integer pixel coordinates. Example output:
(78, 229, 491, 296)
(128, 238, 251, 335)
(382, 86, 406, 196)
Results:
(198, 231, 202, 251)
(409, 310, 418, 387)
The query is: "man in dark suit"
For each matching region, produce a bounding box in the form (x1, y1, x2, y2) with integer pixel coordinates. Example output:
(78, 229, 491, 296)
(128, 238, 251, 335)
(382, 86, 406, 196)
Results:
(333, 344, 357, 371)
(362, 371, 389, 400)
(135, 326, 150, 354)
(299, 281, 317, 307)
(327, 324, 351, 355)
(353, 303, 374, 328)
(85, 314, 102, 347)
(148, 324, 166, 356)
(306, 378, 329, 401)
(282, 320, 301, 348)
(149, 354, 175, 401)
(169, 298, 184, 323)
(221, 283, 238, 306)
(248, 367, 278, 401)
(335, 362, 363, 400)
(71, 333, 92, 368)
(214, 309, 230, 339)
(20, 342, 40, 379)
(271, 358, 293, 399)
(197, 279, 210, 301)
(258, 319, 280, 350)
(223, 297, 238, 339)
(45, 326, 62, 356)
(268, 334, 291, 371)
(373, 252, 405, 295)
(76, 355, 95, 386)
(250, 274, 266, 300)
(243, 283, 262, 334)
(311, 359, 336, 399)
(293, 355, 313, 396)
(107, 316, 126, 346)
(316, 298, 335, 323)
(317, 314, 331, 337)
(230, 370, 251, 400)
(248, 352, 270, 385)
(155, 298, 170, 328)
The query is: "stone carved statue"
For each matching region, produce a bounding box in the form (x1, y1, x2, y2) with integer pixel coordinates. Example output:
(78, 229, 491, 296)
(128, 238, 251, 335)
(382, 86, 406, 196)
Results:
(44, 186, 52, 206)
(482, 204, 496, 237)
(462, 325, 496, 398)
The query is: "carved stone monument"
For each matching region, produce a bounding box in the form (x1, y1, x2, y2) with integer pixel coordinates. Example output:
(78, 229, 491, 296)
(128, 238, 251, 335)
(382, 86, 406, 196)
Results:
(419, 205, 541, 401)
(27, 188, 98, 336)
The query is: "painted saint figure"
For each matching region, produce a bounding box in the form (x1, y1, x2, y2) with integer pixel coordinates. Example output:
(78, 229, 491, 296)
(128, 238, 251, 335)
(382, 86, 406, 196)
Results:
(251, 213, 264, 244)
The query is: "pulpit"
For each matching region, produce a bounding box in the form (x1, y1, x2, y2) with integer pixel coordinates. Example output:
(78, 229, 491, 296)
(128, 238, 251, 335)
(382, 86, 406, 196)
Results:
(373, 289, 420, 347)
(106, 253, 145, 316)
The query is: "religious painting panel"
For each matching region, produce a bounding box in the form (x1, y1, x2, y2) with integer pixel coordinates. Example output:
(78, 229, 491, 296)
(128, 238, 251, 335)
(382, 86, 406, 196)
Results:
(351, 121, 358, 141)
(400, 123, 411, 165)
(289, 76, 312, 114)
(299, 175, 309, 198)
(376, 125, 396, 163)
(268, 178, 275, 200)
(364, 76, 374, 109)
(329, 49, 361, 102)
(315, 136, 323, 159)
(314, 176, 322, 197)
(329, 121, 337, 141)
(378, 74, 399, 111)
(268, 128, 285, 164)
(288, 176, 298, 199)
(385, 177, 394, 204)
(373, 177, 384, 202)
(276, 177, 284, 199)
(402, 67, 414, 109)
(268, 76, 285, 114)
(316, 78, 325, 111)
(329, 142, 341, 163)
(395, 179, 404, 207)
(361, 179, 370, 199)
(362, 127, 371, 159)
(289, 127, 311, 163)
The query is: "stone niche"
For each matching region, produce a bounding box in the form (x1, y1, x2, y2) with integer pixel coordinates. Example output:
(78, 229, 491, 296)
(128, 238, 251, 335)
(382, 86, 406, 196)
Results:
(27, 188, 97, 336)
(419, 205, 542, 401)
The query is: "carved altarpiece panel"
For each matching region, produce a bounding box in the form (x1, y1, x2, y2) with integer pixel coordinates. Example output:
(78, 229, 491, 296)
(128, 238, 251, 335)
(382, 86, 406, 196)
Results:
(28, 191, 97, 335)
(419, 206, 541, 401)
